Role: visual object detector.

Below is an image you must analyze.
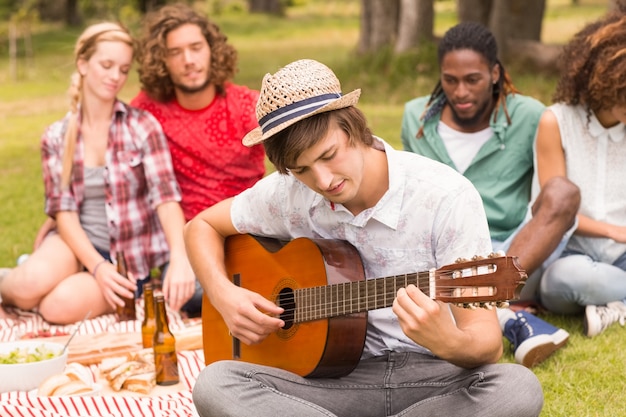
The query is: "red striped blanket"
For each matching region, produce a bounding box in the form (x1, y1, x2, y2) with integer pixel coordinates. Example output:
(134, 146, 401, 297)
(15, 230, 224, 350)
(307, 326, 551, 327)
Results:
(0, 303, 205, 417)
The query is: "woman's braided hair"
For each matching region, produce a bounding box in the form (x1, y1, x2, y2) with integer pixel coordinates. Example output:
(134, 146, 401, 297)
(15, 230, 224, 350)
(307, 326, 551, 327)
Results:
(417, 21, 518, 138)
(61, 22, 133, 188)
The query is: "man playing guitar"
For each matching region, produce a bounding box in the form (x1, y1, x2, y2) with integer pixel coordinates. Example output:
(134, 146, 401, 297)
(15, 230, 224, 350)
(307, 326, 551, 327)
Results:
(184, 59, 543, 417)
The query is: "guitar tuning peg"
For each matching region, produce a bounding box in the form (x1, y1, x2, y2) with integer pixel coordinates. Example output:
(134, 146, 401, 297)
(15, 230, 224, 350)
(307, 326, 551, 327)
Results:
(488, 251, 506, 258)
(482, 302, 494, 310)
(455, 257, 469, 263)
(472, 255, 485, 260)
(496, 301, 510, 308)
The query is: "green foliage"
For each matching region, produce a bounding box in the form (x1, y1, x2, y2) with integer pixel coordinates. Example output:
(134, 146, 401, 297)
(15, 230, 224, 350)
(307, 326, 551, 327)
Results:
(0, 2, 624, 416)
(79, 0, 137, 21)
(206, 0, 248, 15)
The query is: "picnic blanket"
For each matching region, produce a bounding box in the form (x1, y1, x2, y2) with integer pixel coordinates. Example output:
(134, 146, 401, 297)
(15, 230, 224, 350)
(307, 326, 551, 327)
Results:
(0, 301, 205, 417)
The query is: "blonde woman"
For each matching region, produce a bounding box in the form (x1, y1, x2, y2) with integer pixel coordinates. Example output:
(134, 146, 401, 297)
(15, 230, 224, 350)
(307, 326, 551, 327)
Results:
(0, 22, 195, 324)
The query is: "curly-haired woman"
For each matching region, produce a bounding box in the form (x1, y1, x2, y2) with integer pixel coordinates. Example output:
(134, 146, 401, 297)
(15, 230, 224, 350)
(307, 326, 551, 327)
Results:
(536, 11, 626, 337)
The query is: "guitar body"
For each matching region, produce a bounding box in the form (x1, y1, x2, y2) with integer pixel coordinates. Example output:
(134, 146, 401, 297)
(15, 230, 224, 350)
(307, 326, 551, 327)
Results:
(202, 234, 368, 378)
(202, 234, 527, 378)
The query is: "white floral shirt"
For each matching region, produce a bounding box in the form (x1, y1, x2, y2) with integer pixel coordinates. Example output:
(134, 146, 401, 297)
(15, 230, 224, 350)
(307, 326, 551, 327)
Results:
(231, 139, 492, 357)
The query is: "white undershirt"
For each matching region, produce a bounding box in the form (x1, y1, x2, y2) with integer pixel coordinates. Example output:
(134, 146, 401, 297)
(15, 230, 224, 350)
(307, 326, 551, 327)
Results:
(437, 121, 492, 174)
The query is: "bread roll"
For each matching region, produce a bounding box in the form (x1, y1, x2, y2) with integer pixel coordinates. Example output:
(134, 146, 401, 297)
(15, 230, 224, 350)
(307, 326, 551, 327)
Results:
(38, 373, 72, 396)
(38, 363, 96, 396)
(51, 380, 93, 396)
(64, 362, 93, 385)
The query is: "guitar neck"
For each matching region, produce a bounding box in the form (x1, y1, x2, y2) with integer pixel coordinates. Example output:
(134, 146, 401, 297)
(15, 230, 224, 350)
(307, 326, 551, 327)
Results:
(292, 272, 430, 323)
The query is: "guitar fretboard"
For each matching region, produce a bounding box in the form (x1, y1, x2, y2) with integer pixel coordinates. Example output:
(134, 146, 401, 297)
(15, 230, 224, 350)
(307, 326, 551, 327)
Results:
(293, 271, 432, 323)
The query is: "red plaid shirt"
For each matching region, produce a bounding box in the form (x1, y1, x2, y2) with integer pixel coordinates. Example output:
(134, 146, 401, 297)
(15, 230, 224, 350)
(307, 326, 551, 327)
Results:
(41, 100, 182, 278)
(131, 83, 265, 220)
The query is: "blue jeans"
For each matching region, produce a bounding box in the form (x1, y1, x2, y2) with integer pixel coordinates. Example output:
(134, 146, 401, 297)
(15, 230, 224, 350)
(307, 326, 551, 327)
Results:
(539, 250, 626, 314)
(157, 262, 203, 315)
(192, 352, 543, 417)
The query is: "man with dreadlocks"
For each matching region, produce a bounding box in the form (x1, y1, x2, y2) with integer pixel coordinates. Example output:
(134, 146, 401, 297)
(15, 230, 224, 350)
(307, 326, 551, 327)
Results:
(535, 11, 626, 337)
(402, 21, 580, 368)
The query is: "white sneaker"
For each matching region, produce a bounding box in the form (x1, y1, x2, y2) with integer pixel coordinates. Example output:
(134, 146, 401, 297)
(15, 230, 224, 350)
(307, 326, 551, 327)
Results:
(584, 302, 626, 337)
(16, 254, 29, 265)
(0, 268, 11, 304)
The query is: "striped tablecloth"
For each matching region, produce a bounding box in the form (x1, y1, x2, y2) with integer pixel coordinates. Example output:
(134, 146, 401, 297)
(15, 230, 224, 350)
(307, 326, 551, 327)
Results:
(0, 304, 205, 417)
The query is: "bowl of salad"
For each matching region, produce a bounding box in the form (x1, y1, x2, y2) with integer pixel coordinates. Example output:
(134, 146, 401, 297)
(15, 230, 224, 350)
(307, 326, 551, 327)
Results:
(0, 340, 68, 392)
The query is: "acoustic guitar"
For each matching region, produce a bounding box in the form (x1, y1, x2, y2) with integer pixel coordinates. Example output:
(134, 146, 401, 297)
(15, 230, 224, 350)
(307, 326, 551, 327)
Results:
(201, 234, 527, 378)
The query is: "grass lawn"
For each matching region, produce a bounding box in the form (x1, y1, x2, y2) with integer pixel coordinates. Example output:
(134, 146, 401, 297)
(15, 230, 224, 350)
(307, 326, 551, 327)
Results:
(1, 1, 625, 415)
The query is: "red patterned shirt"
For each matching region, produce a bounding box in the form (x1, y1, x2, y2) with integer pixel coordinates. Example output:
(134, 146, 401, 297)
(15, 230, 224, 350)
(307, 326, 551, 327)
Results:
(131, 83, 265, 221)
(41, 100, 182, 278)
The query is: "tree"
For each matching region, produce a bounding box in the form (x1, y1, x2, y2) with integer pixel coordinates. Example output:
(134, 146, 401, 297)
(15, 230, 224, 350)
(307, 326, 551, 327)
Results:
(611, 0, 626, 11)
(9, 1, 38, 81)
(359, 0, 434, 54)
(395, 0, 434, 53)
(248, 0, 283, 15)
(358, 0, 398, 53)
(66, 0, 80, 26)
(138, 0, 168, 13)
(457, 0, 491, 25)
(489, 0, 545, 62)
(356, 0, 615, 73)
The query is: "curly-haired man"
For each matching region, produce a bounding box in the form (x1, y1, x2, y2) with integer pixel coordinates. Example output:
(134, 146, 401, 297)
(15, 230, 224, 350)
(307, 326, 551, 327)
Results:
(132, 3, 265, 223)
(131, 3, 266, 316)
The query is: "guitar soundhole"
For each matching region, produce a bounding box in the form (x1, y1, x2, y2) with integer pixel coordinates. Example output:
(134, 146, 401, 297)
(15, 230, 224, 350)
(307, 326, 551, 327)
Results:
(277, 287, 295, 330)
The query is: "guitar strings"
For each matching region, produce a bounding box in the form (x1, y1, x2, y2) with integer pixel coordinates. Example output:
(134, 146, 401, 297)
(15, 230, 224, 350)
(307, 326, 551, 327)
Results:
(264, 269, 497, 299)
(258, 268, 504, 320)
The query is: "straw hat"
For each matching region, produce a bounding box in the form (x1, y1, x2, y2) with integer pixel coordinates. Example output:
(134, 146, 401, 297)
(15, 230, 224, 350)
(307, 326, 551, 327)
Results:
(242, 59, 361, 147)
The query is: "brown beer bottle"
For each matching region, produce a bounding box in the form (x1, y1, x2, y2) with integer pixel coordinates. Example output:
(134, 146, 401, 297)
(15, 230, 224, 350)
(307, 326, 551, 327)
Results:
(141, 283, 156, 348)
(153, 294, 179, 385)
(115, 251, 136, 321)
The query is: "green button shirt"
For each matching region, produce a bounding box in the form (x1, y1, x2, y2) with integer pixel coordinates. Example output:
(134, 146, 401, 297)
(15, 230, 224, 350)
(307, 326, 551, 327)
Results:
(401, 94, 545, 241)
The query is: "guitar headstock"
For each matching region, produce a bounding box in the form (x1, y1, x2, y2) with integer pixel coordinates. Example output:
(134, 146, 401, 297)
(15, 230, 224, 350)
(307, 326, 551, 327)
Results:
(434, 253, 527, 309)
